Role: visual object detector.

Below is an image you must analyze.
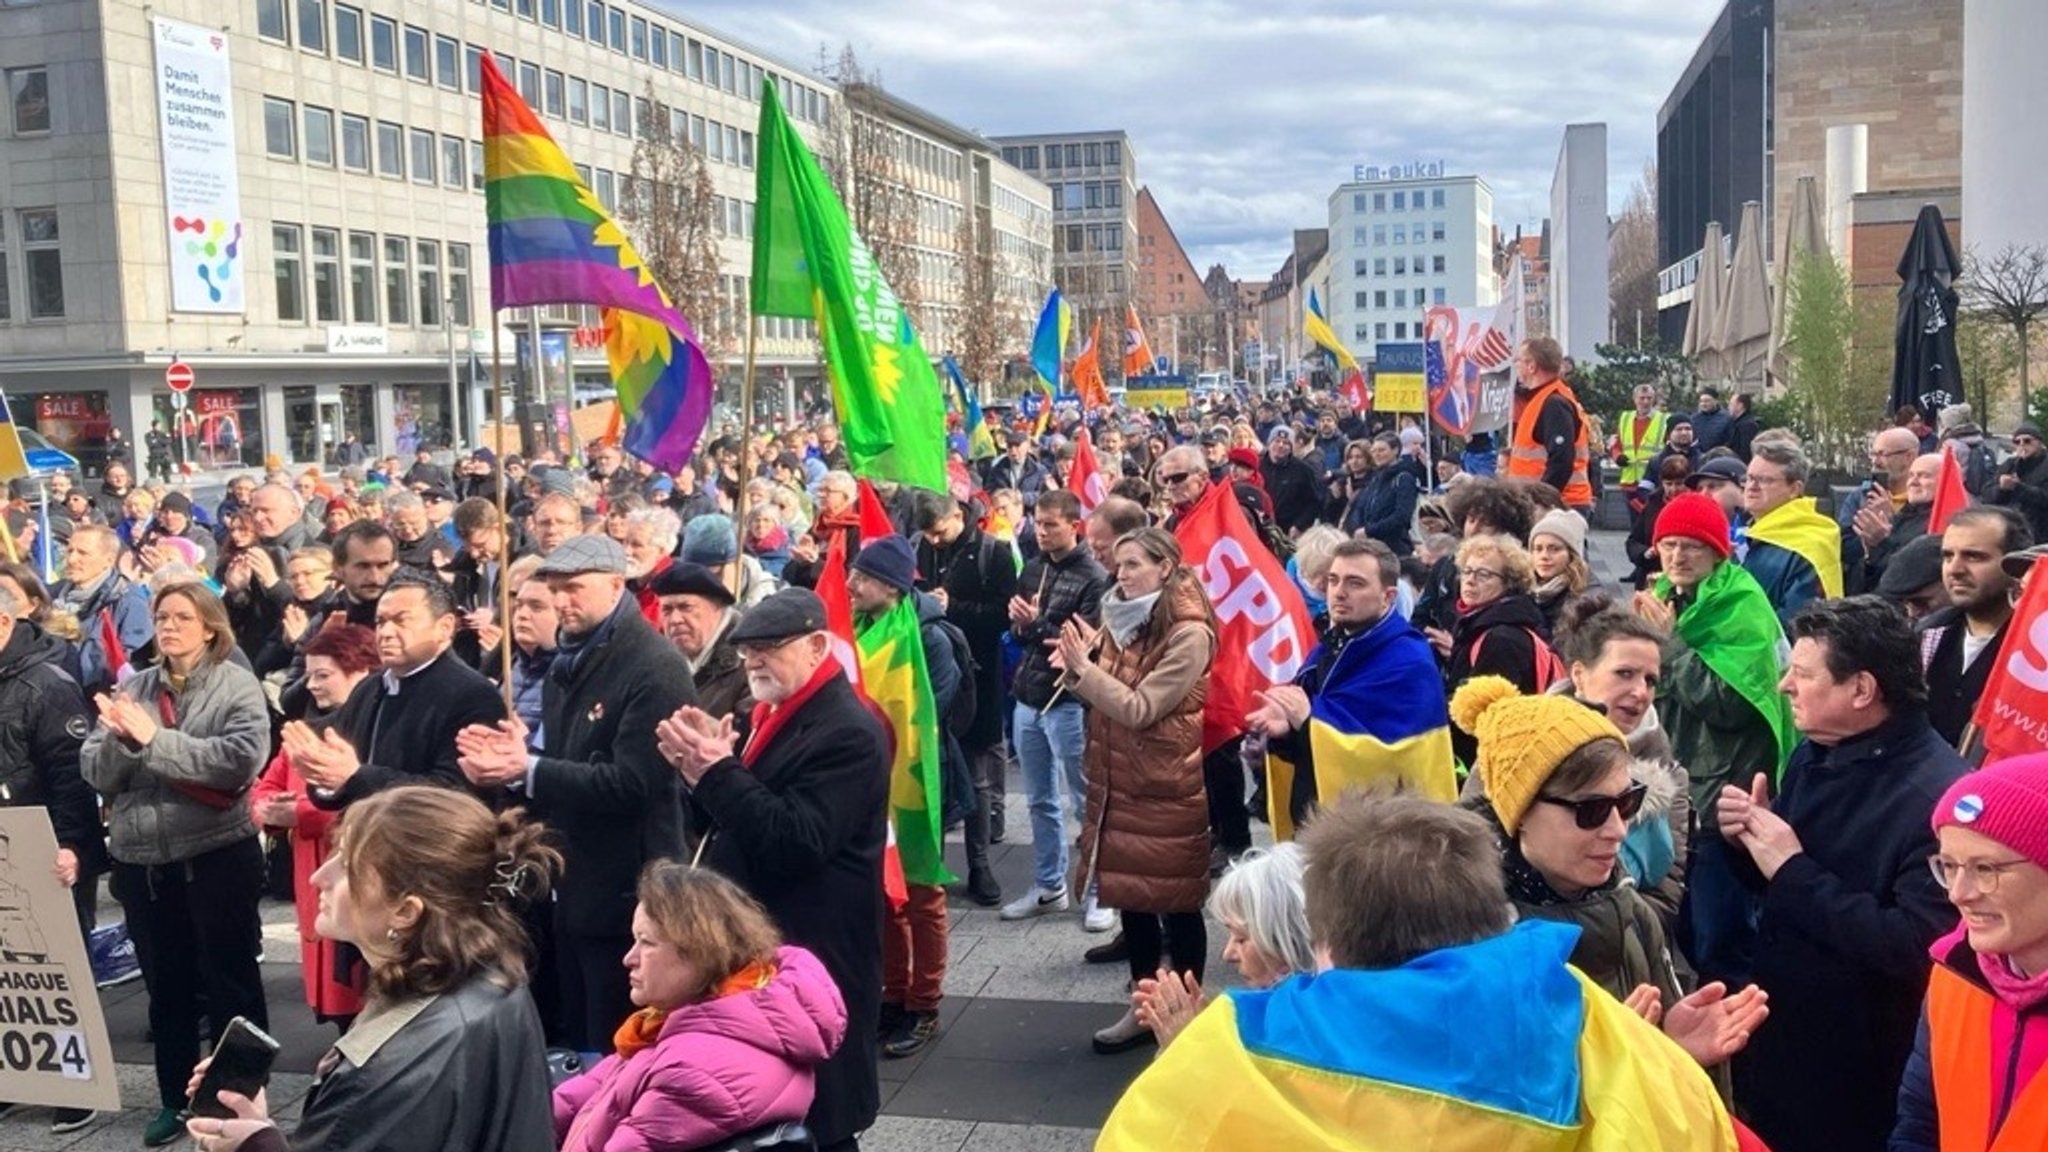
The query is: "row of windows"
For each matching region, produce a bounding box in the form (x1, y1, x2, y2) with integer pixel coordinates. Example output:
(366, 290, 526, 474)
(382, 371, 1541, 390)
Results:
(1352, 288, 1448, 310)
(1355, 255, 1448, 278)
(271, 223, 472, 329)
(1057, 223, 1123, 255)
(0, 209, 64, 323)
(6, 66, 47, 136)
(1050, 180, 1121, 213)
(1354, 321, 1420, 341)
(1352, 188, 1449, 213)
(253, 0, 830, 125)
(1353, 222, 1449, 247)
(999, 140, 1123, 173)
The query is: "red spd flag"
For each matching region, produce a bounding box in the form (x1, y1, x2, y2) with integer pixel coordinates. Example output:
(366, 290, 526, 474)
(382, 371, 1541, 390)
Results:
(1340, 367, 1371, 414)
(1971, 566, 2048, 761)
(1069, 427, 1107, 515)
(1928, 445, 1970, 534)
(1170, 481, 1315, 754)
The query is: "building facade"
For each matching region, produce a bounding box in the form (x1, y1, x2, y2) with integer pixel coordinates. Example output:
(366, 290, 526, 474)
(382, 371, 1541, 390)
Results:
(1326, 165, 1496, 367)
(1134, 186, 1204, 373)
(0, 0, 1047, 472)
(1549, 122, 1609, 361)
(990, 130, 1138, 321)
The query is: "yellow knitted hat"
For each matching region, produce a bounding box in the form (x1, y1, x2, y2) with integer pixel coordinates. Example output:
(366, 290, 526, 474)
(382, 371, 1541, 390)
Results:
(1449, 676, 1626, 835)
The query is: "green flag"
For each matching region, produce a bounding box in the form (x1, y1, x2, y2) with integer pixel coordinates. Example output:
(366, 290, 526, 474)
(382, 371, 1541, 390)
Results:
(857, 597, 954, 886)
(752, 78, 948, 492)
(1655, 560, 1798, 780)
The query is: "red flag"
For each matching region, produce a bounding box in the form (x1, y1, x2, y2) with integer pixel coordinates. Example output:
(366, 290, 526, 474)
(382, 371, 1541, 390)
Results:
(855, 477, 896, 540)
(814, 531, 908, 908)
(1072, 319, 1111, 411)
(98, 608, 130, 684)
(1340, 367, 1371, 413)
(1169, 481, 1316, 754)
(1068, 427, 1107, 515)
(1929, 444, 1970, 534)
(1971, 562, 2048, 762)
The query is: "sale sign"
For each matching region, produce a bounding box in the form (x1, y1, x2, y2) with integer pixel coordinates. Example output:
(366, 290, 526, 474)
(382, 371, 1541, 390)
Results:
(1971, 565, 2048, 762)
(0, 809, 119, 1112)
(1171, 480, 1315, 753)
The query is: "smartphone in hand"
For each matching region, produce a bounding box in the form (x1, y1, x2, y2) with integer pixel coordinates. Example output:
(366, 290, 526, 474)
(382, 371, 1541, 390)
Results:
(188, 1016, 281, 1120)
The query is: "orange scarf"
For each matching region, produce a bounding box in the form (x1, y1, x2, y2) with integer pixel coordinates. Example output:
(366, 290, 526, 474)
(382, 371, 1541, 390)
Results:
(609, 959, 780, 1059)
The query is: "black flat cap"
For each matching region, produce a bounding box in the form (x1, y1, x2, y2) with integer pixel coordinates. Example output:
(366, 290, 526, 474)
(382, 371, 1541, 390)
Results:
(647, 561, 735, 607)
(727, 588, 827, 645)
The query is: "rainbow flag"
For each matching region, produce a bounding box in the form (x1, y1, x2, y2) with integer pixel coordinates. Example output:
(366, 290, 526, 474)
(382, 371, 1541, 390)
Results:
(855, 594, 953, 887)
(481, 57, 711, 470)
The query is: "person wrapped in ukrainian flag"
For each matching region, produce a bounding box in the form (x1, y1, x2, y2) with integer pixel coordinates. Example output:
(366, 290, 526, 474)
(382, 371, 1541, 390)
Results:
(1096, 789, 1745, 1152)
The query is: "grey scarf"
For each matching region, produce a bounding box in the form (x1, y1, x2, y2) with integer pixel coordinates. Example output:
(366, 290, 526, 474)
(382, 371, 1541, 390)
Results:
(1100, 589, 1160, 648)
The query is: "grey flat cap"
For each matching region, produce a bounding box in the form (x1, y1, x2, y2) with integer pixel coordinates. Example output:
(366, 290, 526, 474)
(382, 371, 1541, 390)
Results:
(535, 533, 629, 577)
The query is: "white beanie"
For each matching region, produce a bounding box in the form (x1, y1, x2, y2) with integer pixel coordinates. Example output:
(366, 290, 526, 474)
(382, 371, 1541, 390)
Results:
(1529, 509, 1587, 562)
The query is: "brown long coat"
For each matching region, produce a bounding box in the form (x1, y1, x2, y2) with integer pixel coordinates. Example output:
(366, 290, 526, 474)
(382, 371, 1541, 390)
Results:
(1068, 567, 1215, 914)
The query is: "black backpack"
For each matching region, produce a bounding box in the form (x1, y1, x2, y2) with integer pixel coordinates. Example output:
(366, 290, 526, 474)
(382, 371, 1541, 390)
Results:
(924, 615, 979, 739)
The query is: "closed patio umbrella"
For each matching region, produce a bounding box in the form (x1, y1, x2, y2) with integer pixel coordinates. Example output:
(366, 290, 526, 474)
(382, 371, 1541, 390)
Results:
(1768, 176, 1829, 386)
(1891, 202, 1964, 417)
(1714, 201, 1773, 392)
(1682, 220, 1728, 384)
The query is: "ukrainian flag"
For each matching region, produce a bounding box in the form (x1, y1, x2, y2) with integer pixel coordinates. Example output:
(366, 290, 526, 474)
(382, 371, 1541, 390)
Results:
(1305, 287, 1360, 372)
(1267, 611, 1454, 840)
(0, 395, 31, 482)
(1098, 921, 1738, 1152)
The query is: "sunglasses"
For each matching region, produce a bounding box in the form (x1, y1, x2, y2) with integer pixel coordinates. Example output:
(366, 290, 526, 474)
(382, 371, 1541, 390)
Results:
(1158, 471, 1194, 486)
(1534, 781, 1648, 830)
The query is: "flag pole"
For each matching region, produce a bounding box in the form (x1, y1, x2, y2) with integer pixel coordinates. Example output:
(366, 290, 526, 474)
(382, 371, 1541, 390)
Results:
(491, 312, 513, 706)
(732, 312, 760, 597)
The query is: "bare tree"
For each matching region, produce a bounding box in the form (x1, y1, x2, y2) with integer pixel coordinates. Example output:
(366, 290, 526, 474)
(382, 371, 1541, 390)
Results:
(821, 46, 922, 326)
(1961, 243, 2048, 415)
(624, 82, 728, 356)
(1608, 162, 1658, 348)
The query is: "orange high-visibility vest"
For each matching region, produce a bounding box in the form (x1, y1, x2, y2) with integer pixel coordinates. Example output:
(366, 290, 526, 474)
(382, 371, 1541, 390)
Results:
(1507, 379, 1593, 507)
(1928, 963, 2048, 1152)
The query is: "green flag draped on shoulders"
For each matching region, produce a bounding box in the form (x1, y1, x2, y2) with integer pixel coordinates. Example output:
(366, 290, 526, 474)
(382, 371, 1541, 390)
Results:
(1655, 561, 1799, 779)
(856, 596, 953, 886)
(751, 78, 947, 492)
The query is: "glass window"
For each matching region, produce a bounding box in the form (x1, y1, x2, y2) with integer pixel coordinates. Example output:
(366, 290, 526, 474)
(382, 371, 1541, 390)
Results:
(333, 5, 363, 63)
(567, 77, 587, 124)
(1372, 192, 1385, 212)
(518, 61, 540, 106)
(470, 141, 483, 192)
(613, 90, 631, 136)
(585, 2, 603, 43)
(722, 122, 737, 160)
(297, 0, 326, 53)
(21, 209, 61, 319)
(416, 241, 440, 327)
(1373, 291, 1386, 309)
(1393, 289, 1406, 308)
(1084, 182, 1101, 209)
(8, 67, 49, 134)
(1084, 141, 1100, 166)
(591, 84, 609, 130)
(685, 38, 702, 80)
(1433, 287, 1447, 305)
(368, 15, 397, 71)
(543, 70, 564, 117)
(541, 0, 560, 27)
(258, 0, 289, 42)
(465, 45, 483, 92)
(1354, 259, 1368, 276)
(435, 35, 460, 90)
(1065, 143, 1081, 167)
(1395, 322, 1408, 339)
(375, 120, 402, 178)
(705, 119, 721, 161)
(688, 115, 704, 149)
(441, 135, 465, 188)
(310, 227, 341, 323)
(347, 231, 376, 322)
(1353, 193, 1365, 213)
(1412, 223, 1426, 243)
(629, 16, 646, 59)
(593, 169, 614, 211)
(1392, 226, 1405, 246)
(263, 97, 296, 159)
(408, 128, 434, 185)
(1106, 223, 1122, 251)
(1104, 140, 1120, 165)
(1432, 188, 1446, 208)
(651, 27, 668, 69)
(1392, 191, 1405, 211)
(516, 0, 534, 18)
(632, 97, 649, 137)
(1432, 221, 1446, 242)
(564, 0, 582, 36)
(607, 6, 624, 51)
(302, 105, 333, 165)
(1393, 256, 1405, 275)
(383, 235, 410, 324)
(339, 113, 368, 171)
(668, 32, 684, 72)
(403, 25, 428, 80)
(1370, 224, 1385, 246)
(1433, 255, 1446, 274)
(448, 243, 471, 326)
(272, 224, 304, 322)
(1354, 292, 1368, 308)
(739, 130, 753, 168)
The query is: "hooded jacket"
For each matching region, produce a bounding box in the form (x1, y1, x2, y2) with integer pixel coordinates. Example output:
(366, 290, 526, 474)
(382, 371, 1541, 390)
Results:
(551, 946, 848, 1152)
(1345, 456, 1423, 555)
(0, 621, 103, 869)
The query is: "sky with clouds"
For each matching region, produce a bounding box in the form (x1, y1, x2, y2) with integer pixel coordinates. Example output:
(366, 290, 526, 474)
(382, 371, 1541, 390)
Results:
(661, 0, 1728, 281)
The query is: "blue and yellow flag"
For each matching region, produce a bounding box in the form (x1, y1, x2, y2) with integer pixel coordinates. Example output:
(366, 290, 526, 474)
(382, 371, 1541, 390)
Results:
(1031, 288, 1071, 393)
(1098, 921, 1738, 1152)
(0, 395, 31, 483)
(1745, 496, 1844, 600)
(1266, 611, 1454, 841)
(1305, 287, 1360, 372)
(941, 355, 997, 462)
(856, 596, 954, 887)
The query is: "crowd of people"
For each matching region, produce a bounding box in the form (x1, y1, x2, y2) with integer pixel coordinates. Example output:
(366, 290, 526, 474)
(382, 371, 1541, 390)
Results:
(4, 332, 2048, 1151)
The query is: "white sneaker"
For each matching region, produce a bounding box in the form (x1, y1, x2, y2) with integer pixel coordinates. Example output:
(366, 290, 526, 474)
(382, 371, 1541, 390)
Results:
(1082, 897, 1117, 933)
(1000, 885, 1070, 920)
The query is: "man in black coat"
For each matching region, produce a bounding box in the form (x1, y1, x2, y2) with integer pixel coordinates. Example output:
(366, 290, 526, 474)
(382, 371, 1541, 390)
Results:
(656, 588, 887, 1152)
(1716, 597, 1968, 1152)
(0, 586, 105, 945)
(1991, 420, 2048, 542)
(1258, 425, 1324, 535)
(456, 534, 695, 1054)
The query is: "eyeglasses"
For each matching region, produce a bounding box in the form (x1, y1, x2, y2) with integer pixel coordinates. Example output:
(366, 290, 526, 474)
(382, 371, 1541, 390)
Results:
(1927, 854, 2033, 893)
(1535, 782, 1648, 830)
(2017, 436, 2041, 447)
(736, 634, 807, 661)
(1158, 471, 1194, 487)
(1457, 567, 1503, 584)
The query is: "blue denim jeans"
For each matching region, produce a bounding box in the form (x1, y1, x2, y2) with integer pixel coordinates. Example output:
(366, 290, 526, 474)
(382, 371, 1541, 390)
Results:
(1013, 699, 1087, 892)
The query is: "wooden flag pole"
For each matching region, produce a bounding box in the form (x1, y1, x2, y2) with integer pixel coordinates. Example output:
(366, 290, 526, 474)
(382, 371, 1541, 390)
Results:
(492, 314, 514, 706)
(729, 313, 760, 598)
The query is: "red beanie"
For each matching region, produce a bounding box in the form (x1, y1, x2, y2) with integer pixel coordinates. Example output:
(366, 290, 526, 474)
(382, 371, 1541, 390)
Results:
(1652, 492, 1732, 559)
(1933, 753, 2048, 873)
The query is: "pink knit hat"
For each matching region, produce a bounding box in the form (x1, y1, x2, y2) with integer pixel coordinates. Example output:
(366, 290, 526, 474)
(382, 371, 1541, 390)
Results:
(1932, 753, 2048, 871)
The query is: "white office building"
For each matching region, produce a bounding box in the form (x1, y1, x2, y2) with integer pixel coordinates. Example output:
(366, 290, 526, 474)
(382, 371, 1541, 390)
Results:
(1325, 164, 1496, 365)
(1549, 122, 1610, 362)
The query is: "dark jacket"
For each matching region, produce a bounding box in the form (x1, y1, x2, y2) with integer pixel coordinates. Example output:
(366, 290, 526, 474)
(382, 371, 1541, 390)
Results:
(1990, 450, 2048, 542)
(1743, 538, 1826, 630)
(1917, 606, 2007, 750)
(1689, 407, 1734, 454)
(1259, 452, 1324, 535)
(53, 570, 151, 693)
(915, 523, 1017, 751)
(527, 599, 695, 937)
(1009, 546, 1108, 709)
(402, 461, 453, 490)
(1728, 411, 1760, 460)
(982, 453, 1049, 504)
(1344, 457, 1422, 555)
(1733, 709, 1968, 1152)
(1835, 481, 1925, 596)
(689, 613, 753, 720)
(258, 974, 555, 1152)
(0, 621, 104, 873)
(691, 670, 887, 1147)
(1444, 593, 1551, 766)
(315, 649, 509, 808)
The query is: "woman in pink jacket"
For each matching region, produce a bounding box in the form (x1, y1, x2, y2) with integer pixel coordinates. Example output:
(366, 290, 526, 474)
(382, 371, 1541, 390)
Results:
(553, 863, 848, 1152)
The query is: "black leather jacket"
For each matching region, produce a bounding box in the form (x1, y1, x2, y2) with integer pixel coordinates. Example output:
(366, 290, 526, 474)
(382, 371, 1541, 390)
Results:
(248, 974, 554, 1152)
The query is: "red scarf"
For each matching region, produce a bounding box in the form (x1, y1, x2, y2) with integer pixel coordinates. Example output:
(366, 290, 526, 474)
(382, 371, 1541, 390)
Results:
(741, 658, 839, 768)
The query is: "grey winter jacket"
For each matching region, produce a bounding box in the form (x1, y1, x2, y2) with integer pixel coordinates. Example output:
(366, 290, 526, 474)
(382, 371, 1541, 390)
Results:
(81, 658, 268, 865)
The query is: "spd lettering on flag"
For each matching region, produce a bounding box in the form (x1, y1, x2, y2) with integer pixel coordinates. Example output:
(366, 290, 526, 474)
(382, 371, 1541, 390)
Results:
(1971, 567, 2048, 761)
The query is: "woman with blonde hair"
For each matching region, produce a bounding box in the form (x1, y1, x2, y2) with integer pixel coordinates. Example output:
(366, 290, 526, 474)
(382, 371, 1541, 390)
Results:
(1527, 509, 1592, 639)
(552, 863, 847, 1152)
(186, 786, 561, 1152)
(1439, 533, 1559, 766)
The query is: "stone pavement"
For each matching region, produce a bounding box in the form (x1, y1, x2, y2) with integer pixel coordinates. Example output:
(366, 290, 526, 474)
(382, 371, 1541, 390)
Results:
(0, 527, 1635, 1152)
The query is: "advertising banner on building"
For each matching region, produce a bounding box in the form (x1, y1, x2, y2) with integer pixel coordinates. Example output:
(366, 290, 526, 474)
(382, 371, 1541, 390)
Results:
(152, 17, 244, 314)
(0, 809, 120, 1112)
